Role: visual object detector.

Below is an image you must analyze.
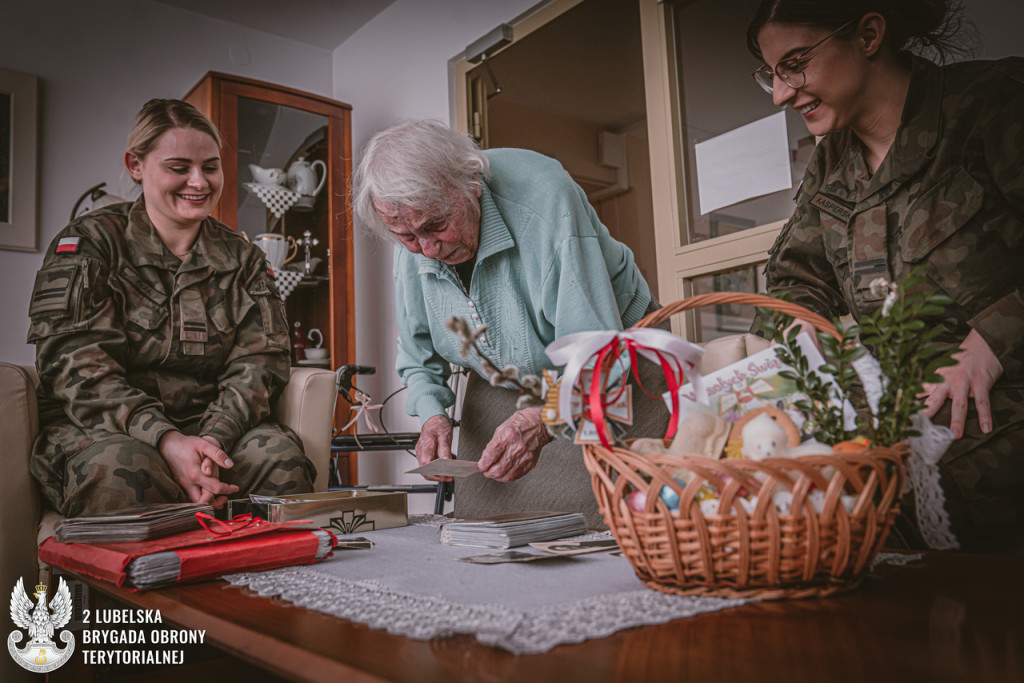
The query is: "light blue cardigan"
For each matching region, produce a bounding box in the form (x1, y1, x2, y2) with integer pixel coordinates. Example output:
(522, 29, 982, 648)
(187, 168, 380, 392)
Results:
(394, 148, 651, 422)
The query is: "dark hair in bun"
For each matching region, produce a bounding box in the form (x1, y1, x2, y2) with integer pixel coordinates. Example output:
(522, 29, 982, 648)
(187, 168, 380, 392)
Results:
(746, 0, 976, 64)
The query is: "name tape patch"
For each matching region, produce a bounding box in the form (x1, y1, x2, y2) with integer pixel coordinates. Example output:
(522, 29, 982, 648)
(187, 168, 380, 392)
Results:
(810, 193, 853, 223)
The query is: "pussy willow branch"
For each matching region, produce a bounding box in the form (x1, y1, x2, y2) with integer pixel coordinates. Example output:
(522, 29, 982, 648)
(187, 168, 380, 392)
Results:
(445, 317, 543, 401)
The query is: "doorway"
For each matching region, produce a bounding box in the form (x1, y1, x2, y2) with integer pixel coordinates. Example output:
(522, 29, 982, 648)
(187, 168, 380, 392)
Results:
(457, 0, 658, 291)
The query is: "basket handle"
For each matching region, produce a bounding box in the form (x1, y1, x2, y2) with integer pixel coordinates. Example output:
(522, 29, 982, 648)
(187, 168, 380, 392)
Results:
(636, 292, 840, 341)
(638, 292, 896, 424)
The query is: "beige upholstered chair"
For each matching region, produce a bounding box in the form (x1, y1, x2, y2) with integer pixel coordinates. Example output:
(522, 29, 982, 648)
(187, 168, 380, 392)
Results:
(699, 332, 772, 375)
(0, 362, 337, 596)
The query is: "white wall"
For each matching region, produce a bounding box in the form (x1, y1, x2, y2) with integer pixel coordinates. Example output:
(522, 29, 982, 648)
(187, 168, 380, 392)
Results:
(0, 0, 333, 364)
(331, 0, 539, 493)
(972, 1, 1024, 59)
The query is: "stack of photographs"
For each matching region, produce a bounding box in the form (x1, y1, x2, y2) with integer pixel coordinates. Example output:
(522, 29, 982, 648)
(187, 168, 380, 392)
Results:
(55, 503, 212, 543)
(439, 512, 588, 549)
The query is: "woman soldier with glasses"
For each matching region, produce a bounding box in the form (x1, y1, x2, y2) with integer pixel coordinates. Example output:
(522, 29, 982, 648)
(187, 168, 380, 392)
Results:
(747, 1, 1024, 554)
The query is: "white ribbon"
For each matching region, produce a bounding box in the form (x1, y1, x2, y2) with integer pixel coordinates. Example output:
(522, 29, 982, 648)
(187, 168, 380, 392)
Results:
(850, 350, 885, 416)
(339, 389, 383, 434)
(545, 328, 706, 429)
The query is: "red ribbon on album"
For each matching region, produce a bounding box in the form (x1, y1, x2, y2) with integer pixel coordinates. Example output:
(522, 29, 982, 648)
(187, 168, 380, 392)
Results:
(546, 329, 706, 449)
(195, 512, 260, 535)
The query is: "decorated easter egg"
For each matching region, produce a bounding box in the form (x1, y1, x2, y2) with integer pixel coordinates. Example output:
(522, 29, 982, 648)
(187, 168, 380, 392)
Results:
(659, 486, 680, 510)
(833, 437, 871, 453)
(628, 489, 647, 512)
(695, 482, 718, 503)
(659, 478, 687, 510)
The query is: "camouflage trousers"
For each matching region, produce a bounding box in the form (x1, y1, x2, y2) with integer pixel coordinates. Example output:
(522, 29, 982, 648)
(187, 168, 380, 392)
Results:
(891, 384, 1024, 555)
(31, 419, 315, 517)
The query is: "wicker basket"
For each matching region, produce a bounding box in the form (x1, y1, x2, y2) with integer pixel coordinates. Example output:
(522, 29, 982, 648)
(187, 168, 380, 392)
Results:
(582, 293, 907, 600)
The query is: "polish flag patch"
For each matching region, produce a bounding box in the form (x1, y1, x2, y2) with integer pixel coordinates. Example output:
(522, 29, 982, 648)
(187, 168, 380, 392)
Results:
(55, 237, 81, 254)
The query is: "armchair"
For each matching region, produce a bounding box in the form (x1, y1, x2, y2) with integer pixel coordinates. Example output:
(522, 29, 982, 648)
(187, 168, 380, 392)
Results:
(0, 362, 337, 596)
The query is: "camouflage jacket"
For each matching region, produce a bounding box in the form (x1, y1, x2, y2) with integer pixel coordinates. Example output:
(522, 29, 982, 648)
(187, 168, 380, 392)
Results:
(28, 200, 291, 453)
(764, 56, 1024, 382)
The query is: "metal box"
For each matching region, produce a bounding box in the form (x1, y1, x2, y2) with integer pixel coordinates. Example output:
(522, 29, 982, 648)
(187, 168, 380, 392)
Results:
(228, 490, 408, 535)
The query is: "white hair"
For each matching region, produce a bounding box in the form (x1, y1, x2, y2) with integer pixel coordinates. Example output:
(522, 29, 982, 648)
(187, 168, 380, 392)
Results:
(351, 119, 490, 240)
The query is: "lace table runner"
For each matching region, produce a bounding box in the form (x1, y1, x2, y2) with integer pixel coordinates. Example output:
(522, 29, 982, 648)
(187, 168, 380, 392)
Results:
(225, 515, 749, 654)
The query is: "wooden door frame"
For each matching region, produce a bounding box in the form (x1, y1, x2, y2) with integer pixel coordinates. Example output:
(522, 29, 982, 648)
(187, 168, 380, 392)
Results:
(452, 0, 586, 137)
(638, 0, 783, 339)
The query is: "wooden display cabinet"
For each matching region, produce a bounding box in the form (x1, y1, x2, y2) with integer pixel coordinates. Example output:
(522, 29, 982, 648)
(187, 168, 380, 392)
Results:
(185, 72, 357, 483)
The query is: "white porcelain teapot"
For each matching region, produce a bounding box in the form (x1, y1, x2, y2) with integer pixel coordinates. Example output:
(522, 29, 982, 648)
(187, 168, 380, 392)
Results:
(286, 157, 327, 198)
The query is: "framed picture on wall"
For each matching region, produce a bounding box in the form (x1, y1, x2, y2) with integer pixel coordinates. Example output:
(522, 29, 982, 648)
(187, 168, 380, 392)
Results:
(0, 68, 39, 252)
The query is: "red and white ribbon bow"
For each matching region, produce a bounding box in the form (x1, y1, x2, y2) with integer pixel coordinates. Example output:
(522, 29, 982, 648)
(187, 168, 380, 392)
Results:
(545, 328, 706, 448)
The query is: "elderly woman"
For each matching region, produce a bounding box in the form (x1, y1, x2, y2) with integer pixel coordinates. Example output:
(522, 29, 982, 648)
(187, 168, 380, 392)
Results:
(748, 0, 1024, 553)
(28, 99, 314, 517)
(353, 120, 662, 526)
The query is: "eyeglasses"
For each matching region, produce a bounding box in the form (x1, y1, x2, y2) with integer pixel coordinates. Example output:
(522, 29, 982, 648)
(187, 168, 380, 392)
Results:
(752, 21, 855, 94)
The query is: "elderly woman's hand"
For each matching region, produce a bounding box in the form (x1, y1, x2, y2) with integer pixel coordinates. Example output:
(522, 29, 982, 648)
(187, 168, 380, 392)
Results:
(478, 407, 553, 482)
(158, 431, 239, 509)
(415, 414, 454, 482)
(922, 328, 1003, 439)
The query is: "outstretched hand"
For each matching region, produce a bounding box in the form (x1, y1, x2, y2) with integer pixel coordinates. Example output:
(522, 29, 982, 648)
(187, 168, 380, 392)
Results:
(158, 431, 238, 508)
(478, 407, 553, 482)
(415, 414, 454, 482)
(921, 329, 1003, 439)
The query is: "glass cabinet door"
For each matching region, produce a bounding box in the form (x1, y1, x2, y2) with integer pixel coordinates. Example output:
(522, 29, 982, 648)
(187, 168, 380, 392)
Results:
(235, 97, 327, 240)
(235, 97, 333, 365)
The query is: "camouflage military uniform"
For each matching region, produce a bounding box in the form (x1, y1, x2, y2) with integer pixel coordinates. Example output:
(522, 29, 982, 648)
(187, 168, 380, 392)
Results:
(759, 56, 1024, 553)
(28, 200, 314, 517)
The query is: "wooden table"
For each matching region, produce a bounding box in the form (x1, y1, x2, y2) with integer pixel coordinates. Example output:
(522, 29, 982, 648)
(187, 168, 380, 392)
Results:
(58, 552, 1021, 683)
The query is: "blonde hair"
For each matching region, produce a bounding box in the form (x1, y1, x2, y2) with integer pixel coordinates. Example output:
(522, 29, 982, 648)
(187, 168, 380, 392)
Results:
(125, 99, 222, 184)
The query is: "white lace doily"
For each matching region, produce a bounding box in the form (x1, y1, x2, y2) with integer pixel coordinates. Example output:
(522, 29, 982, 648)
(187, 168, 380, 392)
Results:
(274, 270, 304, 300)
(244, 182, 302, 218)
(871, 552, 923, 569)
(224, 516, 748, 654)
(851, 352, 959, 550)
(906, 413, 959, 550)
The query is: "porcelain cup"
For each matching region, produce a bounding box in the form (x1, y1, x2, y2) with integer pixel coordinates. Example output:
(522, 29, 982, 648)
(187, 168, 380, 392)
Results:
(248, 164, 285, 186)
(304, 347, 328, 361)
(253, 233, 297, 271)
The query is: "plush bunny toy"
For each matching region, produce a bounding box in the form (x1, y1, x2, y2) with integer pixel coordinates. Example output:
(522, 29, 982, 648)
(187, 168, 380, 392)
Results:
(740, 413, 792, 461)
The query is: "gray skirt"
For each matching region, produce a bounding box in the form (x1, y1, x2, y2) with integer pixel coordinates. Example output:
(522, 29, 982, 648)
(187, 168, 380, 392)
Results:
(454, 335, 671, 529)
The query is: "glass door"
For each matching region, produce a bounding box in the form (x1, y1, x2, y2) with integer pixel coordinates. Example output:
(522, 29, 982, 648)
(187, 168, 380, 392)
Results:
(642, 0, 810, 341)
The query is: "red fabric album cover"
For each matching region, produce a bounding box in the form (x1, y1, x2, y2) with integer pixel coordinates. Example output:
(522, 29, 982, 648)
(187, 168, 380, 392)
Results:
(38, 518, 336, 590)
